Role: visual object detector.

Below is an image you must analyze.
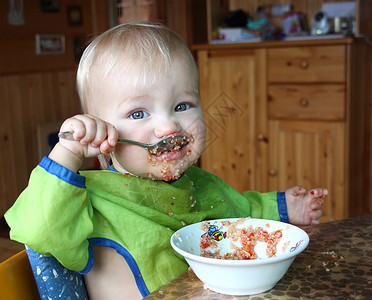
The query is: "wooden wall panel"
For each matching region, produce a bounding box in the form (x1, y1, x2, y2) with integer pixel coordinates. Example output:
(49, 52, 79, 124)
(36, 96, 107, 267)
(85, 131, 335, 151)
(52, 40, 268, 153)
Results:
(347, 41, 372, 217)
(0, 71, 80, 215)
(0, 0, 110, 216)
(0, 71, 81, 216)
(165, 0, 193, 46)
(356, 0, 372, 40)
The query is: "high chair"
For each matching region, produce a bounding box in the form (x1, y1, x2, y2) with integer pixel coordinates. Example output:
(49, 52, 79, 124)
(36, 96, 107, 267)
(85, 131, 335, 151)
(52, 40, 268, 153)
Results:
(0, 250, 40, 300)
(1, 246, 90, 299)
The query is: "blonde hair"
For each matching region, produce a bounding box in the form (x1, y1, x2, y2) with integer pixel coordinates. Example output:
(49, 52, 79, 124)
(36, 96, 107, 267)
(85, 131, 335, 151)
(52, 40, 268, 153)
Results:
(76, 22, 198, 113)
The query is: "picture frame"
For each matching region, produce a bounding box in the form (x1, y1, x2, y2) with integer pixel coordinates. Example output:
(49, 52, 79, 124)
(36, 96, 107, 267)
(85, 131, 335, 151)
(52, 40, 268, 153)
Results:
(67, 5, 83, 26)
(73, 35, 87, 62)
(35, 34, 65, 55)
(40, 0, 59, 12)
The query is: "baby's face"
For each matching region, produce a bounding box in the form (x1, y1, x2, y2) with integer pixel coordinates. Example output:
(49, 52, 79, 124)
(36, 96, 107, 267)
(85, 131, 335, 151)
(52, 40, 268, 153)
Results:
(91, 57, 206, 181)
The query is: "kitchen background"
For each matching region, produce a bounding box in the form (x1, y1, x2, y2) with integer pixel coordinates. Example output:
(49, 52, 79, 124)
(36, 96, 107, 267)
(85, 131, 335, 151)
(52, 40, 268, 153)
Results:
(0, 0, 371, 223)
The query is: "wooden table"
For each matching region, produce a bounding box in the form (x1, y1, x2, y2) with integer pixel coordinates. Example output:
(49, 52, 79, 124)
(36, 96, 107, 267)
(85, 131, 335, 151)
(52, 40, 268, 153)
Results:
(146, 214, 372, 299)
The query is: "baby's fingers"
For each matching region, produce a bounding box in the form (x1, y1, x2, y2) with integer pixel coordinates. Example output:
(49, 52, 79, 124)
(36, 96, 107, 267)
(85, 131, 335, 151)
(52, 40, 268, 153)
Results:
(106, 123, 118, 147)
(286, 185, 306, 197)
(100, 125, 118, 154)
(309, 188, 328, 198)
(310, 209, 323, 225)
(100, 140, 115, 154)
(85, 117, 118, 150)
(73, 115, 102, 146)
(87, 117, 112, 148)
(60, 115, 98, 145)
(60, 116, 88, 142)
(311, 197, 324, 209)
(64, 115, 117, 149)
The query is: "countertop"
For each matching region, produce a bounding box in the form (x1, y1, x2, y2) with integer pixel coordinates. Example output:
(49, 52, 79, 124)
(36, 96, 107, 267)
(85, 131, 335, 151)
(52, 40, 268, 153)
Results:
(146, 214, 372, 299)
(191, 36, 359, 51)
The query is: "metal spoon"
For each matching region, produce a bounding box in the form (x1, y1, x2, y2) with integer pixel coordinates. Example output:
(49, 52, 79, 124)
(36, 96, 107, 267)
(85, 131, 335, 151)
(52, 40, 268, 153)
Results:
(58, 131, 190, 154)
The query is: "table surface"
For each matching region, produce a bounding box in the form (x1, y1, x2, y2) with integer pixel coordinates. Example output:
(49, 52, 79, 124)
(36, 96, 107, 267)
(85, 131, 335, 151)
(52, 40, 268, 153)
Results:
(146, 214, 372, 299)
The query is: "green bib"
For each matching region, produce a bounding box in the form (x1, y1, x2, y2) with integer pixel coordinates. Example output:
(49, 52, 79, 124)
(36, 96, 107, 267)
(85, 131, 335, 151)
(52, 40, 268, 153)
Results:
(6, 164, 280, 292)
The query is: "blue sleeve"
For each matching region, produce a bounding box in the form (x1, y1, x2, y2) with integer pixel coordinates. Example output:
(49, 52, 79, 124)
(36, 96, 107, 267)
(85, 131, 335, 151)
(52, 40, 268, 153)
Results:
(26, 245, 89, 300)
(39, 156, 86, 187)
(277, 192, 289, 223)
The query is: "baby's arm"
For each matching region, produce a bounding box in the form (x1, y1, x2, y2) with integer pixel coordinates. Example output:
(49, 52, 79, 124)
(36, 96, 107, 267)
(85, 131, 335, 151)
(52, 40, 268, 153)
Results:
(49, 114, 118, 172)
(285, 186, 328, 225)
(84, 246, 142, 300)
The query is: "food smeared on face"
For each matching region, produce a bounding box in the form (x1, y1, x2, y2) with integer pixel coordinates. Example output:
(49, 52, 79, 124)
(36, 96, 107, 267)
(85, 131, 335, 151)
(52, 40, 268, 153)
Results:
(147, 133, 195, 181)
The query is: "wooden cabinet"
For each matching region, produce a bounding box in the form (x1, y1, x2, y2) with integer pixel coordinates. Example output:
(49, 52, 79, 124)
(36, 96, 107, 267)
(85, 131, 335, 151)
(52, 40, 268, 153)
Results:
(197, 48, 266, 192)
(267, 46, 346, 83)
(195, 38, 371, 222)
(267, 45, 347, 222)
(267, 121, 345, 222)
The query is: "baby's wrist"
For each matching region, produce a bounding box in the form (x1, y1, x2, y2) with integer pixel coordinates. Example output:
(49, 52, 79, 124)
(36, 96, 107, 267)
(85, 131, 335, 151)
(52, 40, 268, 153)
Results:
(48, 142, 83, 173)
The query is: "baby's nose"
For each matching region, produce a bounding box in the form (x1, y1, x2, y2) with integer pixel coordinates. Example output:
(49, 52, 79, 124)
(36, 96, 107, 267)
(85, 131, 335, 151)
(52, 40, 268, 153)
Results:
(154, 120, 182, 138)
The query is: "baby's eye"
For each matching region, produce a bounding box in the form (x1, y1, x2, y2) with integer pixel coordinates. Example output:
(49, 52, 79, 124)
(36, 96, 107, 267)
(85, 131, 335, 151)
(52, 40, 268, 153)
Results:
(130, 110, 148, 119)
(175, 103, 191, 112)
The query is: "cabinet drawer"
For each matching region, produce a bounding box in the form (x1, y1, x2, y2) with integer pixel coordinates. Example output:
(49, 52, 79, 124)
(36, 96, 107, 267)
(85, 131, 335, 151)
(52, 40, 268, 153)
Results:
(268, 46, 345, 83)
(268, 84, 345, 121)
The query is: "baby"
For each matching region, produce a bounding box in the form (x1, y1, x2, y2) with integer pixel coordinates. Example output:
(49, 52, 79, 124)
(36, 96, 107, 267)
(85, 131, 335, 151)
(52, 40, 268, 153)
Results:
(5, 23, 327, 299)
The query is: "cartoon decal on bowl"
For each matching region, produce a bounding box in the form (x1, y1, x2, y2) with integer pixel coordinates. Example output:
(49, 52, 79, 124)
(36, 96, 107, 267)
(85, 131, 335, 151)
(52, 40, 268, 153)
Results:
(201, 222, 227, 241)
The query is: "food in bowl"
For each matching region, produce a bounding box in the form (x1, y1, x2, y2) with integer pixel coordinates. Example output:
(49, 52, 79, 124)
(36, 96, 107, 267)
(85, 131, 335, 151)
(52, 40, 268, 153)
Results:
(200, 219, 283, 260)
(171, 218, 309, 295)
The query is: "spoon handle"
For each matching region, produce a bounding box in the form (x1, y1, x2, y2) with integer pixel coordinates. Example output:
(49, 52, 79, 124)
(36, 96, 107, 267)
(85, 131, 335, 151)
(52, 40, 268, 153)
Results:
(57, 131, 76, 140)
(117, 138, 150, 149)
(58, 132, 151, 149)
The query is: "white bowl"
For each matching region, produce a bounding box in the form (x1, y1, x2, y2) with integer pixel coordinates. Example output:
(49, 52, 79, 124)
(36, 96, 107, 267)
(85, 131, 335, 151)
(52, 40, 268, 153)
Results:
(171, 218, 309, 296)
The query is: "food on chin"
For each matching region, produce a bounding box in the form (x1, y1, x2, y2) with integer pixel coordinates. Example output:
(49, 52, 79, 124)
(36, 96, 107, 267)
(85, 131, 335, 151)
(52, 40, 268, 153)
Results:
(146, 133, 195, 181)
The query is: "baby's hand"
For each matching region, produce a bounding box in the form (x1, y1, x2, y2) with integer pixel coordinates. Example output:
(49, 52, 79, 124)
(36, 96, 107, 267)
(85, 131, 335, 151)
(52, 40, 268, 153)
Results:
(59, 114, 118, 158)
(285, 186, 328, 225)
(49, 114, 118, 172)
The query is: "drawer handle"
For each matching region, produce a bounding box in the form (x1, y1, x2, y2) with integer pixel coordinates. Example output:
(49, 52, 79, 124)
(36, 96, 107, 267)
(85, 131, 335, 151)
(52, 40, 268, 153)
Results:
(300, 98, 309, 107)
(301, 60, 309, 69)
(269, 169, 278, 176)
(258, 133, 269, 143)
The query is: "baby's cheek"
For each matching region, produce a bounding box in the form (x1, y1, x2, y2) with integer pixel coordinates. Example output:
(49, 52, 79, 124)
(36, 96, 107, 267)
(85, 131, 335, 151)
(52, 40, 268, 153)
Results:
(114, 146, 146, 168)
